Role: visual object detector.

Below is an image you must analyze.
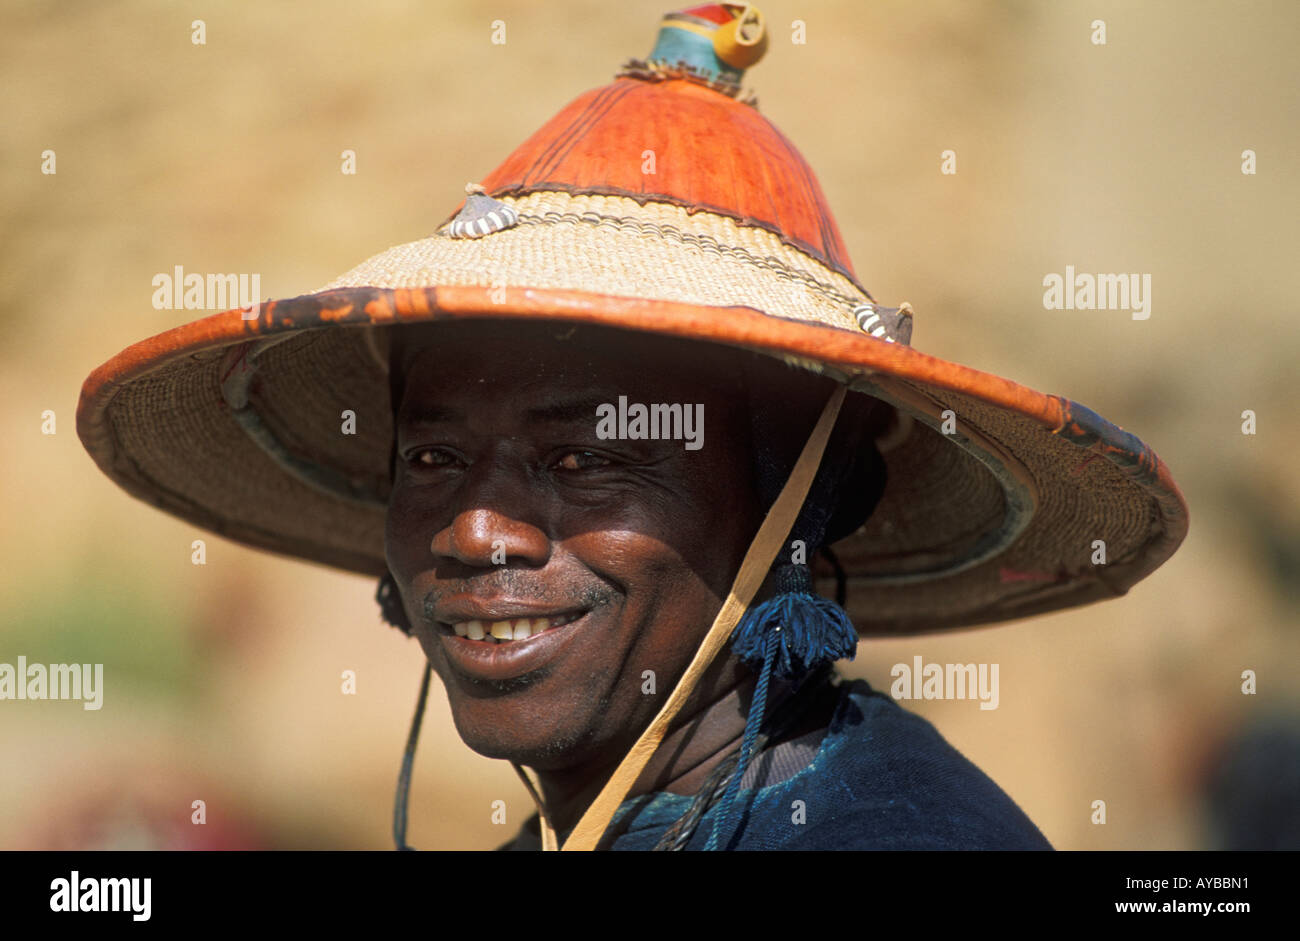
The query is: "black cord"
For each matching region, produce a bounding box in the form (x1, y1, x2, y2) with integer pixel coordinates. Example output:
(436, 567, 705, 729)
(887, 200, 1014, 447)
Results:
(820, 544, 847, 607)
(393, 662, 433, 850)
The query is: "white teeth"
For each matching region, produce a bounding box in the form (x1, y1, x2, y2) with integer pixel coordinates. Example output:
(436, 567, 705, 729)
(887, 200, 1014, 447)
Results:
(450, 615, 572, 642)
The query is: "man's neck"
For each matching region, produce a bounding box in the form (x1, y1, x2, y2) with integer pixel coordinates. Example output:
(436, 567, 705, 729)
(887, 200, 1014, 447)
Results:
(528, 661, 835, 842)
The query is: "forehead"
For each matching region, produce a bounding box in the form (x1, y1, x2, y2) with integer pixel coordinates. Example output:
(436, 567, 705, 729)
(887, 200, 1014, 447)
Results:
(392, 321, 750, 416)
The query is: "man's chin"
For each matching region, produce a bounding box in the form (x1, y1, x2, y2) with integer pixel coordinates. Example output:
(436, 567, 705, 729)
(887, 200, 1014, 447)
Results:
(440, 690, 579, 758)
(455, 722, 597, 769)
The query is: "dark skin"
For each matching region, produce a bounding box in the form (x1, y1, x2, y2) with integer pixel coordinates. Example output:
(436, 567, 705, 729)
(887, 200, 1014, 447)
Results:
(385, 321, 835, 839)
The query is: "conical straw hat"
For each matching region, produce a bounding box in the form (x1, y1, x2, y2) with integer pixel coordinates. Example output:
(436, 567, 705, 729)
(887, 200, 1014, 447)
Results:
(77, 3, 1188, 636)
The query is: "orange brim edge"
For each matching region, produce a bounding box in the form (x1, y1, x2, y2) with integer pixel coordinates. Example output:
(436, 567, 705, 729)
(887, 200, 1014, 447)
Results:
(78, 284, 1190, 603)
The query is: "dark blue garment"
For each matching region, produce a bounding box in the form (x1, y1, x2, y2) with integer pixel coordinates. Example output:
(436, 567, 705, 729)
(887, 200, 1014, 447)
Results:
(502, 677, 1053, 850)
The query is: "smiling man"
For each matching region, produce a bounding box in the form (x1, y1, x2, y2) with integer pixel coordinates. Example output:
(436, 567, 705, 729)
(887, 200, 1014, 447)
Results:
(77, 4, 1188, 851)
(379, 319, 1058, 850)
(384, 321, 880, 847)
(387, 324, 763, 782)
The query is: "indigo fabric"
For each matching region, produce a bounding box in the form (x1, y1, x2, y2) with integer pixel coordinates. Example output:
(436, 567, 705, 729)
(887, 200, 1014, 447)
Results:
(501, 677, 1053, 851)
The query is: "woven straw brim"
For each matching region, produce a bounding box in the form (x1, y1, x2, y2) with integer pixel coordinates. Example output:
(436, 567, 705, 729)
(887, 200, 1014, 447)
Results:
(77, 191, 1188, 635)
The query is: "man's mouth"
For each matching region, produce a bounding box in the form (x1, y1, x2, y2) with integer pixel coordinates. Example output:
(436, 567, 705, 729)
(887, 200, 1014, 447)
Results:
(438, 611, 584, 644)
(430, 599, 604, 682)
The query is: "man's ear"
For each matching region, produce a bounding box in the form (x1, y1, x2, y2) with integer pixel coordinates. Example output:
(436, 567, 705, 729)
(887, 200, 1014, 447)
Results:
(743, 358, 890, 547)
(387, 426, 401, 485)
(821, 391, 889, 545)
(377, 570, 413, 634)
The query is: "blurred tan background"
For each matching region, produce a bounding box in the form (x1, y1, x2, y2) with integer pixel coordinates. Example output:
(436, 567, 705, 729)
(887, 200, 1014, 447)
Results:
(2, 0, 1297, 850)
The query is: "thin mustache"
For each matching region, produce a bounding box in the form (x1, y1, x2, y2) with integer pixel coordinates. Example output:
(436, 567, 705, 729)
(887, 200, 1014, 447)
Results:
(420, 577, 616, 622)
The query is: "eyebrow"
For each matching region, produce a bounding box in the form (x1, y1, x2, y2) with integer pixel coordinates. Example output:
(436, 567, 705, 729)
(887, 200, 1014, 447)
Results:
(399, 397, 613, 427)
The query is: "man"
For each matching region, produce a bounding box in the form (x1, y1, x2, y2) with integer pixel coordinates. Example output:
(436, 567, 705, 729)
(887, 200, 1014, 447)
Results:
(383, 319, 1052, 850)
(77, 4, 1188, 850)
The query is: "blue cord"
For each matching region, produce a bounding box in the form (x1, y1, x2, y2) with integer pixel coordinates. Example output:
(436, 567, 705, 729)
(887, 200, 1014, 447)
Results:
(705, 628, 778, 851)
(704, 563, 858, 850)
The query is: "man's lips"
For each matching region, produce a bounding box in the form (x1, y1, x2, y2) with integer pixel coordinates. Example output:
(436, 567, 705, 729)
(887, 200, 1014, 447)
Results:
(436, 610, 584, 642)
(433, 608, 594, 683)
(430, 597, 587, 637)
(429, 595, 585, 622)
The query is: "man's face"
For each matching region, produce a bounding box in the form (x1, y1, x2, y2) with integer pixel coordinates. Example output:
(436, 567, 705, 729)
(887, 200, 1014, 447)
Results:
(385, 321, 763, 770)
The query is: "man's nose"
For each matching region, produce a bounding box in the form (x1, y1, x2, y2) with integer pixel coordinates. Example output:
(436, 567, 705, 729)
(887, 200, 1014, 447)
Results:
(428, 465, 551, 568)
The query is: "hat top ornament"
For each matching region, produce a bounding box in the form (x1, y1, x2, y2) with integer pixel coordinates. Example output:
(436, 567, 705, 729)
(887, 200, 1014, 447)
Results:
(621, 2, 769, 98)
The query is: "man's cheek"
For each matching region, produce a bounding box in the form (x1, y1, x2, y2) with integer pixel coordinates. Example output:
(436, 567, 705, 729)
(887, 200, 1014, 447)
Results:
(412, 627, 439, 671)
(384, 489, 445, 569)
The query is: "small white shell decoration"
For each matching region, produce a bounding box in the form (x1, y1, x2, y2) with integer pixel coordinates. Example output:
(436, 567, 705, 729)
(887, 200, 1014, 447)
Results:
(851, 301, 914, 345)
(447, 183, 520, 239)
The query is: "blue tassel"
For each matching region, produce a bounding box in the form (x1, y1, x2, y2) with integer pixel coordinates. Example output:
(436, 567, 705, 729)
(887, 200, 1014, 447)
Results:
(729, 564, 858, 678)
(704, 564, 857, 850)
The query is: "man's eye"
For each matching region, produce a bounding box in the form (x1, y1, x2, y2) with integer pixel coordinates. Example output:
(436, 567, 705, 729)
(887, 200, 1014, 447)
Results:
(556, 451, 610, 471)
(409, 448, 457, 468)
